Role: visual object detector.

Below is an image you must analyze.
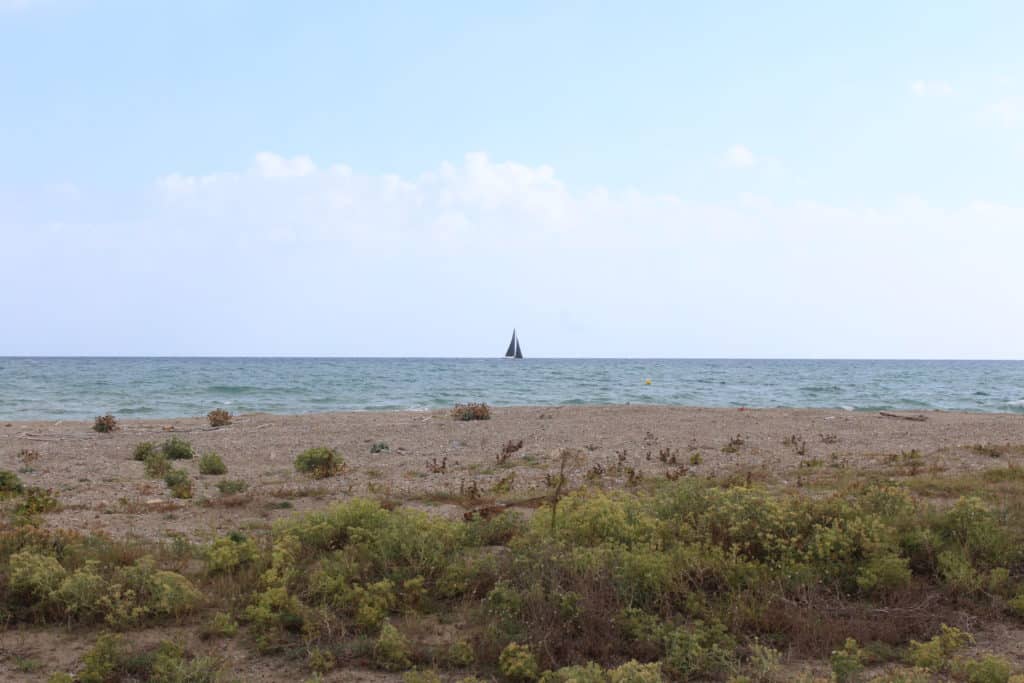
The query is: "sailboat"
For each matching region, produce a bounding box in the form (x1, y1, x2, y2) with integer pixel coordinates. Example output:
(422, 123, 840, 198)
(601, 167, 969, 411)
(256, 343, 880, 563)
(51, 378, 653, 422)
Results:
(504, 329, 524, 359)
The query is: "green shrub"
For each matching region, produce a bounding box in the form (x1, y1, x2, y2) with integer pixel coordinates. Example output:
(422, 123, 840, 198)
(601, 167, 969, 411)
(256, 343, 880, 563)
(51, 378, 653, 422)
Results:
(207, 408, 232, 427)
(662, 621, 737, 680)
(79, 633, 126, 683)
(161, 436, 194, 460)
(206, 533, 260, 574)
(199, 453, 227, 475)
(132, 441, 157, 461)
(959, 655, 1014, 683)
(144, 452, 171, 478)
(47, 673, 74, 683)
(307, 646, 335, 673)
(53, 561, 108, 620)
(744, 639, 781, 682)
(13, 486, 59, 525)
(856, 554, 912, 595)
(608, 661, 664, 683)
(371, 441, 390, 453)
(295, 447, 342, 479)
(374, 621, 411, 671)
(907, 625, 972, 671)
(164, 469, 193, 499)
(499, 642, 538, 681)
(0, 469, 24, 495)
(216, 479, 248, 495)
(93, 414, 118, 433)
(446, 639, 476, 668)
(203, 611, 239, 638)
(829, 638, 864, 683)
(9, 550, 66, 600)
(1009, 592, 1024, 618)
(539, 662, 605, 683)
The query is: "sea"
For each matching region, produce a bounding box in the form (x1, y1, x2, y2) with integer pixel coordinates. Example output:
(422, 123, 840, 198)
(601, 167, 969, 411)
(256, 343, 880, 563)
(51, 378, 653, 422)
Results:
(1, 357, 1023, 421)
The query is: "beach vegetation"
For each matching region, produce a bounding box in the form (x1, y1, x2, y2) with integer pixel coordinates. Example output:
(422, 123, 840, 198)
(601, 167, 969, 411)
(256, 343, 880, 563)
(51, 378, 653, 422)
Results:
(144, 452, 171, 478)
(92, 414, 118, 433)
(216, 479, 248, 495)
(294, 447, 343, 478)
(164, 468, 193, 498)
(132, 441, 157, 461)
(0, 469, 24, 495)
(161, 436, 195, 460)
(5, 458, 1024, 680)
(371, 441, 390, 453)
(497, 439, 524, 464)
(207, 408, 233, 427)
(452, 403, 491, 421)
(199, 452, 227, 475)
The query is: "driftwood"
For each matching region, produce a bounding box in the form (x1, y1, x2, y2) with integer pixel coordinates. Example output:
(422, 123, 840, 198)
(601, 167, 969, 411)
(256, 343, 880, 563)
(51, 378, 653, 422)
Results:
(879, 411, 928, 422)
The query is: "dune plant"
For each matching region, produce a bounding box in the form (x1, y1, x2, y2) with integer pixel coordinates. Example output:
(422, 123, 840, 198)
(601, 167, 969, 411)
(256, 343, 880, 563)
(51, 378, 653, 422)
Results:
(164, 469, 193, 498)
(199, 452, 227, 475)
(161, 436, 194, 460)
(132, 441, 157, 461)
(216, 479, 248, 495)
(452, 403, 491, 421)
(295, 447, 342, 479)
(207, 408, 232, 427)
(92, 414, 118, 433)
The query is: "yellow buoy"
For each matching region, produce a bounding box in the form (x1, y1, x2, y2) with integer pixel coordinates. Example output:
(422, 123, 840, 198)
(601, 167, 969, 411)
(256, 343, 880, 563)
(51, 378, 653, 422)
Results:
(645, 379, 652, 385)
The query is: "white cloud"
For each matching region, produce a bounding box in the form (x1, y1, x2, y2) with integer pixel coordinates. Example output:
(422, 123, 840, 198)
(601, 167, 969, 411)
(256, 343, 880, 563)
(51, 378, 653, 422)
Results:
(8, 152, 1024, 357)
(910, 80, 953, 97)
(721, 144, 755, 169)
(983, 96, 1024, 126)
(253, 152, 316, 178)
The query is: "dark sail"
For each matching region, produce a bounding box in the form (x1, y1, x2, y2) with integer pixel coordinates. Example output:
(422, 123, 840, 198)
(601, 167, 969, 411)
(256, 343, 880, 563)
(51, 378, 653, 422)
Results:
(505, 330, 517, 358)
(514, 338, 523, 359)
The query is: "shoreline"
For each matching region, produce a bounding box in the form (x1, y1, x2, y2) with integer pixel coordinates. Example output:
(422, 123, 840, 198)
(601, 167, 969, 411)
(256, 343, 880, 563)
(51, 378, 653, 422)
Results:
(5, 402, 1024, 426)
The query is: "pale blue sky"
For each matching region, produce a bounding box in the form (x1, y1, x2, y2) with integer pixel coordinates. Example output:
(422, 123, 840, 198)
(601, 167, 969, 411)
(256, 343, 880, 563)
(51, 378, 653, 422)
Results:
(2, 1, 1023, 357)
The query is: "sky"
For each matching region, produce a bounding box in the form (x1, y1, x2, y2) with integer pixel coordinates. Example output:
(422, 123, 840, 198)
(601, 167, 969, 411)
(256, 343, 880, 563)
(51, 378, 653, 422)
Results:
(2, 1, 1023, 358)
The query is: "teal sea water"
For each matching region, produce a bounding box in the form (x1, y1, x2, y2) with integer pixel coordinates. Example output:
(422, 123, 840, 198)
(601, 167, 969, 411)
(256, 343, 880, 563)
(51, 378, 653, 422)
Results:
(2, 358, 1024, 421)
(1, 358, 1023, 421)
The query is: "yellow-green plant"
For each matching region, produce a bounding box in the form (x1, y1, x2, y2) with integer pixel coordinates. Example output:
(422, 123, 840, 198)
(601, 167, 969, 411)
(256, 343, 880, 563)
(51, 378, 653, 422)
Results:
(500, 642, 539, 681)
(374, 621, 412, 671)
(295, 447, 343, 479)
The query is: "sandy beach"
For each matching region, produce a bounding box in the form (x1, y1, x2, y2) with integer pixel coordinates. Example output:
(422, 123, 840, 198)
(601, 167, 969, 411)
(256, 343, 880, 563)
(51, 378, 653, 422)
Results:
(2, 405, 1022, 541)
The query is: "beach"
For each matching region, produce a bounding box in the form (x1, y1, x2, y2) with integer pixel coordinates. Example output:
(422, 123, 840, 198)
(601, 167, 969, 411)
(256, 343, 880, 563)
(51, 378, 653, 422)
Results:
(3, 405, 1022, 541)
(3, 405, 1024, 681)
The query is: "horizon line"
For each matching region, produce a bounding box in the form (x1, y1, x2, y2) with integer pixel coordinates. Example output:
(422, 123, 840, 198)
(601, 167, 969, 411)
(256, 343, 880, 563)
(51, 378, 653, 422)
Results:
(2, 355, 1023, 362)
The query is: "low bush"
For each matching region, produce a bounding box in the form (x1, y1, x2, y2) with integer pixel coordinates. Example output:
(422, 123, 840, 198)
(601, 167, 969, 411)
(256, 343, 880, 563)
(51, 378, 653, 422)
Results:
(500, 642, 539, 681)
(452, 403, 491, 421)
(13, 487, 59, 525)
(374, 621, 412, 671)
(132, 441, 157, 461)
(0, 469, 24, 495)
(199, 453, 227, 475)
(371, 441, 390, 454)
(144, 453, 171, 478)
(207, 408, 232, 427)
(164, 469, 193, 499)
(216, 479, 248, 495)
(161, 436, 194, 460)
(92, 414, 118, 433)
(295, 447, 342, 479)
(958, 655, 1014, 683)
